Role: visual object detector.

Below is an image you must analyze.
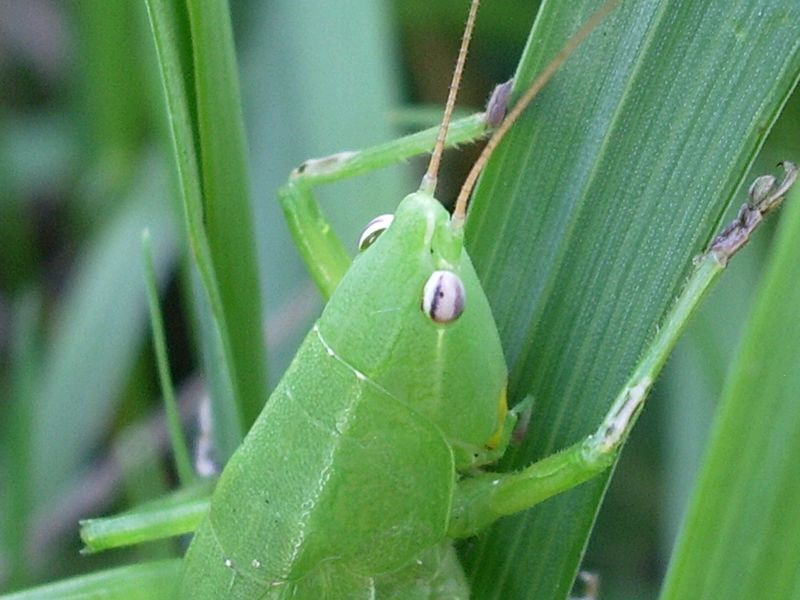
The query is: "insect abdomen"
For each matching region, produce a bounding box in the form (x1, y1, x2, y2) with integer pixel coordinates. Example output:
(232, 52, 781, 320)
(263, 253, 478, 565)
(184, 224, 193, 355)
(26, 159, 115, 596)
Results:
(180, 326, 455, 598)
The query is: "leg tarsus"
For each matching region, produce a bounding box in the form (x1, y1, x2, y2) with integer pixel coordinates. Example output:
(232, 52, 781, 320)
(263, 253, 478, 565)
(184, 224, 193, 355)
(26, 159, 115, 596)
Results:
(485, 78, 514, 128)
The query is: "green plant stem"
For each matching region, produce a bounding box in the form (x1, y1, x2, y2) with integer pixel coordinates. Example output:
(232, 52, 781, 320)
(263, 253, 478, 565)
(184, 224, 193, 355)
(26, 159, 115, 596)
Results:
(142, 229, 194, 486)
(187, 0, 269, 429)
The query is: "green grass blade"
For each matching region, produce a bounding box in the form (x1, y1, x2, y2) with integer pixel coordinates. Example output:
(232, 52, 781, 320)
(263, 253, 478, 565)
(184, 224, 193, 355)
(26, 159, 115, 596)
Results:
(658, 228, 767, 552)
(3, 294, 40, 587)
(658, 184, 800, 598)
(72, 1, 147, 186)
(656, 96, 800, 577)
(187, 265, 242, 463)
(142, 230, 194, 486)
(461, 1, 800, 598)
(145, 0, 245, 458)
(187, 0, 269, 428)
(0, 560, 181, 600)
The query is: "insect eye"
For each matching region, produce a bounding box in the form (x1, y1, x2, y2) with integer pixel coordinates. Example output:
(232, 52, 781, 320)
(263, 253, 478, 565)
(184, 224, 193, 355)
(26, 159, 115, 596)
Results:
(358, 214, 394, 251)
(422, 271, 465, 324)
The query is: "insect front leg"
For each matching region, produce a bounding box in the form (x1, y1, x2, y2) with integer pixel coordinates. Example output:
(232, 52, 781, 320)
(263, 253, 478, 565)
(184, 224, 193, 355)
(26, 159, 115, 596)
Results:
(278, 112, 494, 299)
(448, 375, 651, 538)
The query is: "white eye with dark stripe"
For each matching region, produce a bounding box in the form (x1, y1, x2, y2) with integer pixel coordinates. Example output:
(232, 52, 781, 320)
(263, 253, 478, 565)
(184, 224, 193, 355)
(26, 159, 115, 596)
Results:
(422, 271, 465, 324)
(358, 214, 394, 251)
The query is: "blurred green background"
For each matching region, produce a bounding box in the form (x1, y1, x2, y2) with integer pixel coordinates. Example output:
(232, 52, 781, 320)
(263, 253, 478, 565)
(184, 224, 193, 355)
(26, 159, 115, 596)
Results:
(0, 1, 798, 598)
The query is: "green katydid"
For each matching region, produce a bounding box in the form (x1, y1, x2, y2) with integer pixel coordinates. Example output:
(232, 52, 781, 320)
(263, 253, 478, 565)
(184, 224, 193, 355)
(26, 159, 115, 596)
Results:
(5, 0, 798, 598)
(178, 2, 630, 597)
(172, 0, 794, 598)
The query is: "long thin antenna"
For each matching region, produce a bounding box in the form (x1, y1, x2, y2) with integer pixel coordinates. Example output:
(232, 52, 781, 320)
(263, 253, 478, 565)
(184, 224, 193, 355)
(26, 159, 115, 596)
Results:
(452, 0, 620, 226)
(420, 0, 481, 196)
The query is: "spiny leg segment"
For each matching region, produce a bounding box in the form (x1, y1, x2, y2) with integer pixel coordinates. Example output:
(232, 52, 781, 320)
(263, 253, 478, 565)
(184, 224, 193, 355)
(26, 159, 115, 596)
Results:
(447, 162, 798, 538)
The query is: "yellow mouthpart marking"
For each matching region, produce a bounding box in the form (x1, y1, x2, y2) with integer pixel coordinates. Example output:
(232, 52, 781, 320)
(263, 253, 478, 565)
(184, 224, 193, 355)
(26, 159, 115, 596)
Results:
(485, 385, 508, 450)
